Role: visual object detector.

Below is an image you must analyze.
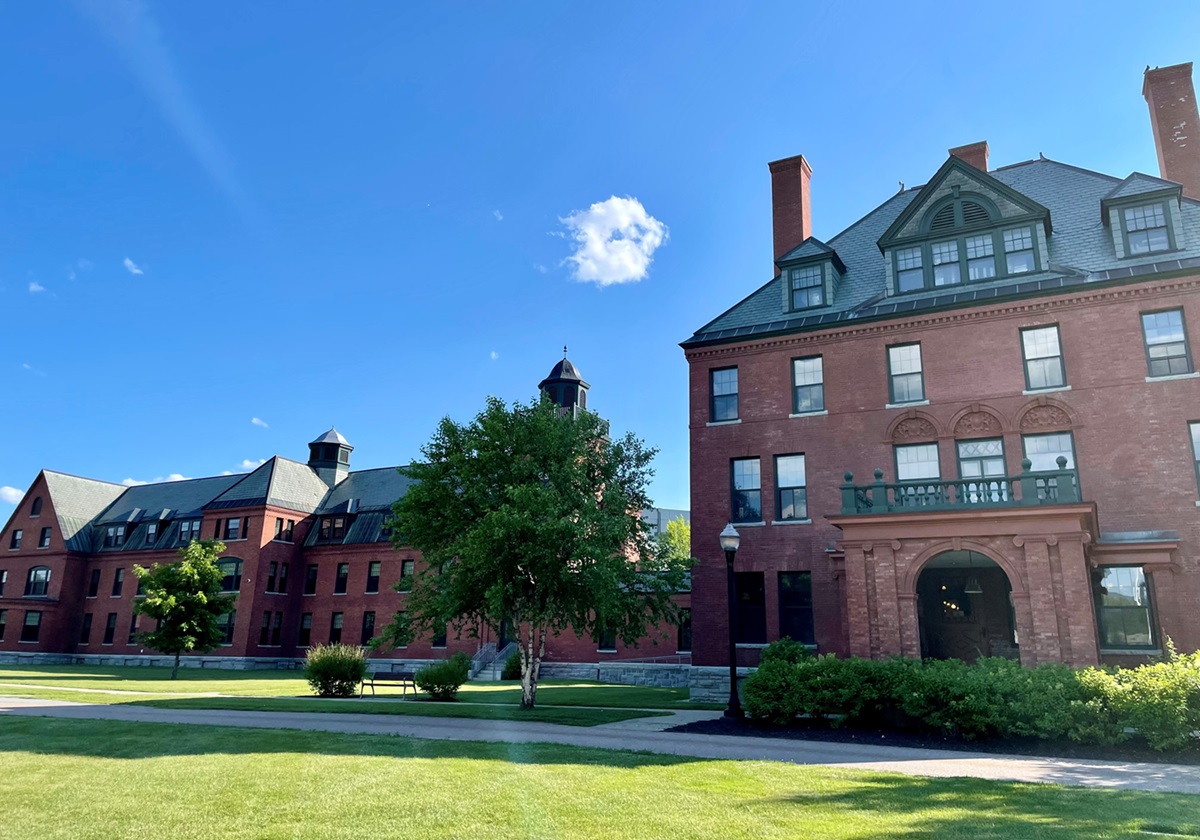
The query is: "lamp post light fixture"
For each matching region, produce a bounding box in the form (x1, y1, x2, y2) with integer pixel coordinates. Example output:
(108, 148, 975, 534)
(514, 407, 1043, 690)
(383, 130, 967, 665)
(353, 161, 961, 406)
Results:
(719, 522, 744, 719)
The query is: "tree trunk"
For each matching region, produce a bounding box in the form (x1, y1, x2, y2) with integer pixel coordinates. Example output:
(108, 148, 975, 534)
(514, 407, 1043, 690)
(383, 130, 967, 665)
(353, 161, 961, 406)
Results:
(519, 625, 543, 710)
(171, 652, 181, 680)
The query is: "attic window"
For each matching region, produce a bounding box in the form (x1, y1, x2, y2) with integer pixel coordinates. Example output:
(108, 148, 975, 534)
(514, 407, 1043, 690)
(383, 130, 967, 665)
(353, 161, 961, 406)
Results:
(1123, 203, 1171, 255)
(922, 195, 997, 233)
(30, 497, 42, 517)
(789, 266, 824, 309)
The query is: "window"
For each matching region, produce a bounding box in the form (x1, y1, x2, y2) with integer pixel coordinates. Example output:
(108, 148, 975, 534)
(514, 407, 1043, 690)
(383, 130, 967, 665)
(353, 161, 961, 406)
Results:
(304, 564, 319, 595)
(179, 519, 201, 544)
(779, 571, 815, 645)
(103, 612, 117, 645)
(790, 265, 824, 309)
(79, 613, 92, 645)
(1142, 309, 1193, 377)
(676, 609, 692, 652)
(710, 368, 738, 422)
(259, 610, 272, 646)
(271, 612, 283, 646)
(774, 455, 807, 521)
(266, 562, 278, 593)
(30, 497, 42, 517)
(38, 527, 51, 549)
(223, 518, 241, 541)
(1190, 423, 1200, 496)
(219, 560, 242, 593)
(957, 439, 1007, 503)
(334, 563, 349, 595)
(319, 517, 346, 541)
(792, 356, 824, 414)
(299, 613, 313, 647)
(895, 443, 942, 506)
(277, 562, 288, 594)
(1023, 432, 1076, 500)
(431, 624, 447, 648)
(734, 572, 767, 644)
(1003, 227, 1035, 274)
(128, 615, 139, 645)
(329, 612, 343, 644)
(1021, 326, 1066, 390)
(887, 344, 925, 404)
(366, 561, 381, 594)
(112, 568, 124, 597)
(274, 517, 295, 542)
(1095, 567, 1155, 649)
(0, 610, 5, 641)
(217, 611, 236, 646)
(399, 559, 415, 591)
(1124, 204, 1171, 255)
(274, 518, 285, 540)
(731, 458, 762, 524)
(285, 520, 295, 542)
(0, 570, 5, 596)
(24, 566, 50, 597)
(931, 240, 961, 286)
(10, 530, 22, 550)
(87, 569, 100, 598)
(895, 246, 923, 292)
(144, 522, 157, 546)
(597, 627, 616, 652)
(965, 234, 996, 280)
(361, 611, 376, 646)
(104, 525, 126, 548)
(20, 611, 41, 643)
(135, 576, 145, 598)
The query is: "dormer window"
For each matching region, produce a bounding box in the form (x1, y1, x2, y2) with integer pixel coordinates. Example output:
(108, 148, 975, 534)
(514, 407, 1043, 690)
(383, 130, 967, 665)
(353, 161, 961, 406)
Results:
(895, 247, 923, 292)
(144, 522, 158, 546)
(965, 235, 996, 280)
(178, 519, 201, 544)
(318, 516, 346, 541)
(104, 525, 126, 548)
(789, 266, 824, 309)
(1124, 203, 1171, 254)
(931, 241, 961, 286)
(1003, 228, 1035, 274)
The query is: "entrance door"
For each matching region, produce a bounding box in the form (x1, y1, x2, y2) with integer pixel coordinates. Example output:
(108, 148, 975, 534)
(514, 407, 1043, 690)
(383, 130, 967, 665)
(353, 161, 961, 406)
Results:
(916, 552, 1016, 663)
(498, 618, 514, 648)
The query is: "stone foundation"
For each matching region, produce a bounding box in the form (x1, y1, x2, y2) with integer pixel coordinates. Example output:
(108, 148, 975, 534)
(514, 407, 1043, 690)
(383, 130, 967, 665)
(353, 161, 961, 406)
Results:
(539, 661, 690, 688)
(687, 665, 755, 703)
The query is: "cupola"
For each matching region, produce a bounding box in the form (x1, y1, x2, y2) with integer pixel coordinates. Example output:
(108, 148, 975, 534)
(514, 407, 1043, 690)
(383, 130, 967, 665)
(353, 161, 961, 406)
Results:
(308, 427, 353, 487)
(539, 347, 590, 413)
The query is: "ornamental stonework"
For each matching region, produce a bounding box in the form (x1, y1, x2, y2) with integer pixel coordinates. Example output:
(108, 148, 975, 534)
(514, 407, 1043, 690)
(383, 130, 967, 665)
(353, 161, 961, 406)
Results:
(954, 411, 1000, 438)
(892, 417, 937, 441)
(1020, 405, 1071, 430)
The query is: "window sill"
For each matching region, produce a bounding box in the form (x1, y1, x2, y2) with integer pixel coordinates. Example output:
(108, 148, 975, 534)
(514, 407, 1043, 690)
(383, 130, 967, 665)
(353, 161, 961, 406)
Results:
(270, 539, 295, 545)
(735, 643, 768, 649)
(706, 419, 741, 427)
(731, 521, 766, 528)
(885, 400, 929, 409)
(1100, 648, 1161, 656)
(1146, 372, 1200, 382)
(596, 648, 617, 654)
(771, 519, 813, 526)
(19, 640, 41, 645)
(1023, 385, 1071, 395)
(789, 410, 828, 418)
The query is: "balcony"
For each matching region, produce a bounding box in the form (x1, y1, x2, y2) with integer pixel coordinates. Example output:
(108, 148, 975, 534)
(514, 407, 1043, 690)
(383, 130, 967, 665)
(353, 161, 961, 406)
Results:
(840, 457, 1080, 515)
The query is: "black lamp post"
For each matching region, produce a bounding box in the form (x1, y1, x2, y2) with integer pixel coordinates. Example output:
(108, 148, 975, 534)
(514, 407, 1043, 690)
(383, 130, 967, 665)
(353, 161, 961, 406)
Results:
(720, 522, 744, 718)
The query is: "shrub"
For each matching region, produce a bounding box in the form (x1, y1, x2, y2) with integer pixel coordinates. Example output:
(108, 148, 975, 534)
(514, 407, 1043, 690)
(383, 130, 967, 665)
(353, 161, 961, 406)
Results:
(501, 650, 522, 681)
(304, 643, 368, 698)
(742, 659, 806, 726)
(759, 637, 814, 666)
(416, 652, 471, 701)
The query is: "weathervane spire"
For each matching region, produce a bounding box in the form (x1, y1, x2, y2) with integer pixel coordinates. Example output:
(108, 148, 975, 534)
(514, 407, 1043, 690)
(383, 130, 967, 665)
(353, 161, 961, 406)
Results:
(563, 344, 568, 358)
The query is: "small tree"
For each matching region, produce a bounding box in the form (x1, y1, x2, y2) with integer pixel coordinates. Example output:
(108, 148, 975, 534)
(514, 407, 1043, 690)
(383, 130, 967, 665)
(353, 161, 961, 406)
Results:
(657, 516, 692, 566)
(133, 539, 235, 679)
(375, 395, 691, 709)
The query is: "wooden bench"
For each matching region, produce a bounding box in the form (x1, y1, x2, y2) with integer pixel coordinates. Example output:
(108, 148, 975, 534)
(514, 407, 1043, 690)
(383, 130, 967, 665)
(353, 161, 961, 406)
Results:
(360, 671, 417, 698)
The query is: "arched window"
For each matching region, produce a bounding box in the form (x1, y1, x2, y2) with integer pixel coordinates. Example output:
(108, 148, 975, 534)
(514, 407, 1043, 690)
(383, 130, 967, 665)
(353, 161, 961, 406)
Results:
(920, 193, 999, 233)
(24, 566, 50, 597)
(30, 497, 42, 517)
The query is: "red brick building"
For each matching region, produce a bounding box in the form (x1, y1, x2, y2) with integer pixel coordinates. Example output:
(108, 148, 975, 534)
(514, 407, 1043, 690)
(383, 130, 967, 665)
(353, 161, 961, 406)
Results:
(684, 62, 1200, 679)
(0, 356, 690, 678)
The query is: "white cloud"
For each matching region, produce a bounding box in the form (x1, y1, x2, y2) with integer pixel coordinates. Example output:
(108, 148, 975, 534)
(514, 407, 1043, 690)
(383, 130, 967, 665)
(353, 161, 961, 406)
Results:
(251, 417, 268, 428)
(239, 458, 267, 470)
(28, 281, 45, 294)
(560, 196, 668, 286)
(22, 363, 31, 370)
(67, 267, 77, 281)
(0, 486, 24, 505)
(77, 258, 94, 271)
(121, 473, 188, 487)
(490, 350, 499, 361)
(493, 209, 504, 221)
(534, 263, 548, 274)
(123, 257, 144, 275)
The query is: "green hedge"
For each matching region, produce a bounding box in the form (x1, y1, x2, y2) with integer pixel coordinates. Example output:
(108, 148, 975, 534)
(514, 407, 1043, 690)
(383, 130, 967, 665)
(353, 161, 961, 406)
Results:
(416, 653, 472, 701)
(742, 641, 1200, 751)
(304, 643, 369, 698)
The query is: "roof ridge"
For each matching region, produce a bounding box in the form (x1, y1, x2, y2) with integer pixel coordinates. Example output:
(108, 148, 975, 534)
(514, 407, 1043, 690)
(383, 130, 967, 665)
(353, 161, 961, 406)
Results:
(42, 469, 124, 487)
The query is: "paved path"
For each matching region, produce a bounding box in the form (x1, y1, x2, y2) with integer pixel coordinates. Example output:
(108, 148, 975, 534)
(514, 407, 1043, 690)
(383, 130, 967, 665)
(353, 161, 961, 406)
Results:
(3, 695, 1198, 794)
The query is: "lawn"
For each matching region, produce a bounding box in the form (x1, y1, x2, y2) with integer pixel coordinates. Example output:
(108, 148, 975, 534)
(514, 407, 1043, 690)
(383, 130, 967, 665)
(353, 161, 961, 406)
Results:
(2, 715, 1197, 839)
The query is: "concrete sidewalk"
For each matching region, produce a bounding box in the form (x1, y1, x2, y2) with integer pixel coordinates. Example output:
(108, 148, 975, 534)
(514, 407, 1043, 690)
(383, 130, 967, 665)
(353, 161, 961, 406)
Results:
(2, 695, 1198, 794)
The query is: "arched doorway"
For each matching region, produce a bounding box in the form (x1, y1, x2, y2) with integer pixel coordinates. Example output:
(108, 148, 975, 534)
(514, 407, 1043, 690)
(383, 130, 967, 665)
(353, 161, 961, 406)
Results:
(916, 551, 1017, 663)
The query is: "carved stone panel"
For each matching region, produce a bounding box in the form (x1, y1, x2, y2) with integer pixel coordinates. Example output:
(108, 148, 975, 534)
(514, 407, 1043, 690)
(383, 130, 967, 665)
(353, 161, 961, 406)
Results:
(1020, 405, 1071, 430)
(892, 417, 937, 441)
(954, 411, 1000, 438)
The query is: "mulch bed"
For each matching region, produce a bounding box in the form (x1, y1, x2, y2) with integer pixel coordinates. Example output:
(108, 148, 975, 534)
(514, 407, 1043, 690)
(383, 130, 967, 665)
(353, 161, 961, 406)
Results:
(667, 716, 1200, 766)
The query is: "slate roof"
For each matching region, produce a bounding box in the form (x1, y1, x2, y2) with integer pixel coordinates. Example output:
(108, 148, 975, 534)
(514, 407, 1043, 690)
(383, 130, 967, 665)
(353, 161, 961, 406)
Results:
(684, 157, 1200, 346)
(204, 457, 331, 513)
(41, 471, 127, 553)
(1103, 172, 1182, 201)
(304, 467, 418, 546)
(539, 357, 588, 389)
(310, 428, 351, 446)
(98, 475, 243, 525)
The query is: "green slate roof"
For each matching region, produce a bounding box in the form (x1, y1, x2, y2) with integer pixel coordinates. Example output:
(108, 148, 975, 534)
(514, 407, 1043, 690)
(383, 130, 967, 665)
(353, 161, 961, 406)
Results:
(41, 471, 127, 553)
(684, 157, 1200, 347)
(204, 457, 331, 513)
(1103, 172, 1182, 201)
(304, 467, 418, 546)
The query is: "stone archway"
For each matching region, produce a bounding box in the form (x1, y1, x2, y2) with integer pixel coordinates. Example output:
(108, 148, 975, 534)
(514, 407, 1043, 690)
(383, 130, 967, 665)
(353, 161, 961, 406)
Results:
(915, 550, 1018, 663)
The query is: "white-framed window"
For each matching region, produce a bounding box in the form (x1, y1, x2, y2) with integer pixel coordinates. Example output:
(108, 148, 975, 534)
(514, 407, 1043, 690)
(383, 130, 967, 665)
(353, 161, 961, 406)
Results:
(1021, 325, 1066, 390)
(931, 240, 961, 286)
(895, 247, 924, 292)
(1003, 228, 1035, 274)
(1124, 204, 1170, 255)
(790, 265, 824, 309)
(792, 356, 824, 413)
(731, 458, 762, 523)
(775, 455, 807, 521)
(887, 344, 925, 404)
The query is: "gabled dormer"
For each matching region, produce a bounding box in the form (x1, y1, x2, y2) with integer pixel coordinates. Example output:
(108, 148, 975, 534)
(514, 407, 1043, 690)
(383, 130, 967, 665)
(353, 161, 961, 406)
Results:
(775, 237, 846, 313)
(877, 154, 1052, 296)
(1100, 173, 1185, 259)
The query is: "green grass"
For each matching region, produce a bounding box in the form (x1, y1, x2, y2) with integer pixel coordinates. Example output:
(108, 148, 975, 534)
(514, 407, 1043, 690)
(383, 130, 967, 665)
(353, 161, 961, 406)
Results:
(2, 715, 1198, 839)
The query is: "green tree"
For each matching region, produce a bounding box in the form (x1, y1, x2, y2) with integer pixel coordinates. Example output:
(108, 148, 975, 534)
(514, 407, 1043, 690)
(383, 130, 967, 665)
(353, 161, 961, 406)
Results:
(376, 395, 691, 709)
(132, 539, 235, 679)
(657, 516, 692, 566)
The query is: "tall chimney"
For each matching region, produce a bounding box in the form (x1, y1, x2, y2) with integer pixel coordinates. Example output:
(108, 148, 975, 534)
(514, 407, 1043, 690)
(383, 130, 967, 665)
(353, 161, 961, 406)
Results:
(949, 141, 989, 172)
(769, 154, 812, 273)
(1143, 62, 1200, 199)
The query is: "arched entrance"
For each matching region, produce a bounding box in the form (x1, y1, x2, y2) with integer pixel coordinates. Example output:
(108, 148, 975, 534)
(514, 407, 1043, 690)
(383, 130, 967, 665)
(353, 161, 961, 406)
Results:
(916, 551, 1017, 663)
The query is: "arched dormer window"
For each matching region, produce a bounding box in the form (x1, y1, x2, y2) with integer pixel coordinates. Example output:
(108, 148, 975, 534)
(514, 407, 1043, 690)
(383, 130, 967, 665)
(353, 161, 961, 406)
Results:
(25, 566, 50, 597)
(920, 192, 999, 234)
(30, 497, 42, 517)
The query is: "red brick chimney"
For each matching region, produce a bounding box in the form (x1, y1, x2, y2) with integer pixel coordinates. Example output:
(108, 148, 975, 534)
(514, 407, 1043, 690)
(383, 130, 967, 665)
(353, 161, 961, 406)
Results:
(1144, 63, 1200, 199)
(769, 154, 812, 273)
(949, 141, 989, 171)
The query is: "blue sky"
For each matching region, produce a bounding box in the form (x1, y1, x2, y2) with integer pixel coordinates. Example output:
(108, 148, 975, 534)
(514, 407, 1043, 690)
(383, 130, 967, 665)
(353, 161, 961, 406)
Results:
(1, 2, 1198, 512)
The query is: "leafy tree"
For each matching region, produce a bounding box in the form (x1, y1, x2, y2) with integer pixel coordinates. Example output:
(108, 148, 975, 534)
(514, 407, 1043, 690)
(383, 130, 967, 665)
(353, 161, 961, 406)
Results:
(657, 516, 692, 566)
(132, 539, 235, 679)
(376, 395, 691, 709)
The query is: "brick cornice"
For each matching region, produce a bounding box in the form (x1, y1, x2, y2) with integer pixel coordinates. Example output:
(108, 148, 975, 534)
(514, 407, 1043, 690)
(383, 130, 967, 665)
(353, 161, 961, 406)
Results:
(684, 273, 1200, 361)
